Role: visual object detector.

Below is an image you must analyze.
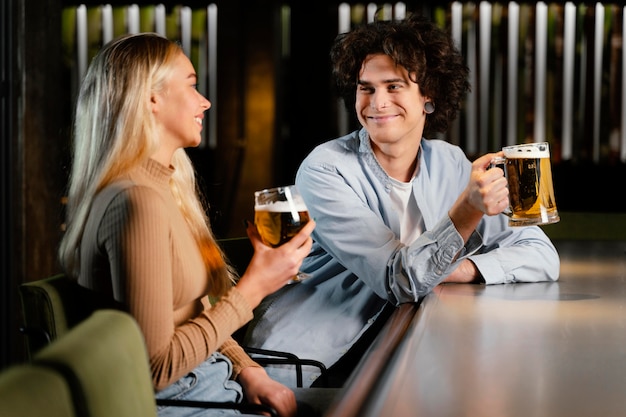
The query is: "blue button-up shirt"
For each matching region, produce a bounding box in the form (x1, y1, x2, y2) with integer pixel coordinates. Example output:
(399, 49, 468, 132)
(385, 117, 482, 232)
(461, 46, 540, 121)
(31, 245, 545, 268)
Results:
(246, 128, 560, 386)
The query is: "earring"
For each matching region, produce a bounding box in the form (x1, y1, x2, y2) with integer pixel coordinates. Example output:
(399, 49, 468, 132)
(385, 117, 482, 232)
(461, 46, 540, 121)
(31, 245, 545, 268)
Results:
(424, 102, 435, 114)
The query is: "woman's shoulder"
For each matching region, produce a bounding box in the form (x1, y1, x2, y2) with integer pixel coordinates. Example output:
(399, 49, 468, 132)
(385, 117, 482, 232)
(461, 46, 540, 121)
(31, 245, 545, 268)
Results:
(99, 180, 169, 216)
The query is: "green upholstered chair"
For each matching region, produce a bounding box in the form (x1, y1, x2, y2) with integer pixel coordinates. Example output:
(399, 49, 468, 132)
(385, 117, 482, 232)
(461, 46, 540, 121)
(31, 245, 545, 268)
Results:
(0, 363, 76, 417)
(18, 273, 118, 359)
(34, 309, 277, 417)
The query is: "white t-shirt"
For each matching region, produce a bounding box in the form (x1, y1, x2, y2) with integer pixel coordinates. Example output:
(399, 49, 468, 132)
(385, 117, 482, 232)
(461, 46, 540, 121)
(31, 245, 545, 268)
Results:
(389, 175, 424, 245)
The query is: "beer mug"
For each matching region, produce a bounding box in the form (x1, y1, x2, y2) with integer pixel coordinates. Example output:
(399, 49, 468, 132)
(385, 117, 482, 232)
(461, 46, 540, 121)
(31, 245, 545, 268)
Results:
(490, 142, 560, 227)
(254, 185, 311, 281)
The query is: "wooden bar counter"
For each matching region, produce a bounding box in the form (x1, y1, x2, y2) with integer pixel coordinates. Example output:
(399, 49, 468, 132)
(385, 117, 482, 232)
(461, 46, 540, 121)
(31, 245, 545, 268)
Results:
(325, 240, 626, 417)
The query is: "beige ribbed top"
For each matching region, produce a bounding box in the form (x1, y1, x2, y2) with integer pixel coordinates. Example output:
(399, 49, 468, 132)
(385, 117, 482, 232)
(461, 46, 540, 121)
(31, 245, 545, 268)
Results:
(78, 158, 258, 390)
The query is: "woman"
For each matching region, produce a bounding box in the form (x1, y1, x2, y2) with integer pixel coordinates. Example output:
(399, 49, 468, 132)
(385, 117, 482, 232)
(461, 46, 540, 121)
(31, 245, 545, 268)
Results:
(58, 32, 315, 417)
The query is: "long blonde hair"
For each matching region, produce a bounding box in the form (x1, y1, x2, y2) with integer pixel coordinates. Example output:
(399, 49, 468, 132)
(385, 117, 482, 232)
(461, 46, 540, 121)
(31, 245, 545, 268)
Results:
(59, 33, 234, 297)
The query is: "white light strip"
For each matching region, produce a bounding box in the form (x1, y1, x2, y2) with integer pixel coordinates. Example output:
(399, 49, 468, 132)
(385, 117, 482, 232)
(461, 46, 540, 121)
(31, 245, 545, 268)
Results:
(127, 4, 139, 34)
(507, 2, 519, 146)
(101, 4, 113, 44)
(479, 1, 491, 153)
(338, 2, 350, 31)
(76, 4, 87, 82)
(155, 4, 166, 37)
(562, 2, 576, 160)
(593, 3, 604, 162)
(533, 2, 547, 144)
(180, 6, 191, 57)
(451, 2, 462, 49)
(394, 2, 406, 20)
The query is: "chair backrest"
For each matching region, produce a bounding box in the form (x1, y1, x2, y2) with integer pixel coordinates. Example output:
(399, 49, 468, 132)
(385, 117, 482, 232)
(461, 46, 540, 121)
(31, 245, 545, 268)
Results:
(19, 273, 118, 358)
(34, 309, 158, 417)
(0, 363, 77, 417)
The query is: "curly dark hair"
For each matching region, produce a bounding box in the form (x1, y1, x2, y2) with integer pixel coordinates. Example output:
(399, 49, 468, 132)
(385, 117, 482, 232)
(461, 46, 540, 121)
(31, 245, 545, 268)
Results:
(330, 13, 470, 135)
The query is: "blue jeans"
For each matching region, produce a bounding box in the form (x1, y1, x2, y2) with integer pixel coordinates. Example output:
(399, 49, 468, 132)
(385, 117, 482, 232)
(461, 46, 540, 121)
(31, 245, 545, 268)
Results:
(155, 352, 248, 417)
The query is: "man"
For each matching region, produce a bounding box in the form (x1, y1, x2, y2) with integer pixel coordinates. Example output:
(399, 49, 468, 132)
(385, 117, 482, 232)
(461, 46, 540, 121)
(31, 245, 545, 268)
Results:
(245, 14, 559, 388)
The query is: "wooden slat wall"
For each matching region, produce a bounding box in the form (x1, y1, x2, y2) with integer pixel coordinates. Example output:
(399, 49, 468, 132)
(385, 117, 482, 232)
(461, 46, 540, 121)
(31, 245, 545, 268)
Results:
(336, 2, 626, 165)
(64, 2, 626, 165)
(64, 3, 218, 148)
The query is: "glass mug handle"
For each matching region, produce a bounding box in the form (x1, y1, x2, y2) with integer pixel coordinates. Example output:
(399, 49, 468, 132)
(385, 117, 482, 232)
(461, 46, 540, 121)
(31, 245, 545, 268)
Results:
(488, 156, 513, 217)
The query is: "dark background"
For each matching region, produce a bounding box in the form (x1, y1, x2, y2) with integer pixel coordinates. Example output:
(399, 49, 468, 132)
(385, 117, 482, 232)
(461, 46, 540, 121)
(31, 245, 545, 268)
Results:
(2, 0, 625, 370)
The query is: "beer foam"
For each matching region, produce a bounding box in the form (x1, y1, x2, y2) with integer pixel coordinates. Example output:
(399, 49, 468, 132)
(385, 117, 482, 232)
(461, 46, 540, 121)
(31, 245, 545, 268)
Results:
(255, 199, 308, 212)
(503, 143, 550, 159)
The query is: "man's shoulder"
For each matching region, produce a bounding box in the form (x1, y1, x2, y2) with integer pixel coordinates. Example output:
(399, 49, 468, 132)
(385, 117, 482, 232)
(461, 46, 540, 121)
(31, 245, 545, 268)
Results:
(421, 138, 468, 160)
(306, 130, 360, 159)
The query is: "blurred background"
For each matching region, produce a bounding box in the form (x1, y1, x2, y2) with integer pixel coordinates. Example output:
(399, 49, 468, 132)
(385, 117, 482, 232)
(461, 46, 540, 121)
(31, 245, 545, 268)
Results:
(3, 0, 626, 369)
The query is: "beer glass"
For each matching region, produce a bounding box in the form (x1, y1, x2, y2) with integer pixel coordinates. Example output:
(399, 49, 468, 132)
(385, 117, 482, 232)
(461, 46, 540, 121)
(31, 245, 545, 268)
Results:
(491, 142, 560, 227)
(254, 185, 311, 282)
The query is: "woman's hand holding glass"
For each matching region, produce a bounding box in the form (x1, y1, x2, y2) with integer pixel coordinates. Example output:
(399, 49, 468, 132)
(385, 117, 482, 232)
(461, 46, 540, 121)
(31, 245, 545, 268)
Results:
(254, 185, 314, 283)
(235, 217, 315, 309)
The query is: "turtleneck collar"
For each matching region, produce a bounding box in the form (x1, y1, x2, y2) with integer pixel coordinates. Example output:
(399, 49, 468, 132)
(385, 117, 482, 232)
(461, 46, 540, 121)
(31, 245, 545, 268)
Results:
(138, 158, 175, 187)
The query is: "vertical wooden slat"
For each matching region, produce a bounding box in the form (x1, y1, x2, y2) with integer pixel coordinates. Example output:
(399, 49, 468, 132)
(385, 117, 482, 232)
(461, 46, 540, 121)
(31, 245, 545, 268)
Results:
(465, 3, 478, 155)
(491, 4, 503, 149)
(337, 2, 350, 137)
(207, 4, 218, 149)
(622, 6, 626, 162)
(380, 3, 392, 20)
(367, 3, 378, 22)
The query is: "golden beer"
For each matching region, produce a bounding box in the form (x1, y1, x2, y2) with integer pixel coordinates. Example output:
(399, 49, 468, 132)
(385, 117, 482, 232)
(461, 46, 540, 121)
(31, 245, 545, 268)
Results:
(497, 142, 560, 226)
(254, 209, 311, 247)
(254, 186, 310, 247)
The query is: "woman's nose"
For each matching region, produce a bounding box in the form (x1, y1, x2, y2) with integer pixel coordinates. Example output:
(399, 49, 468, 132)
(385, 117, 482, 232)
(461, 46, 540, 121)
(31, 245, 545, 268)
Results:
(201, 94, 211, 110)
